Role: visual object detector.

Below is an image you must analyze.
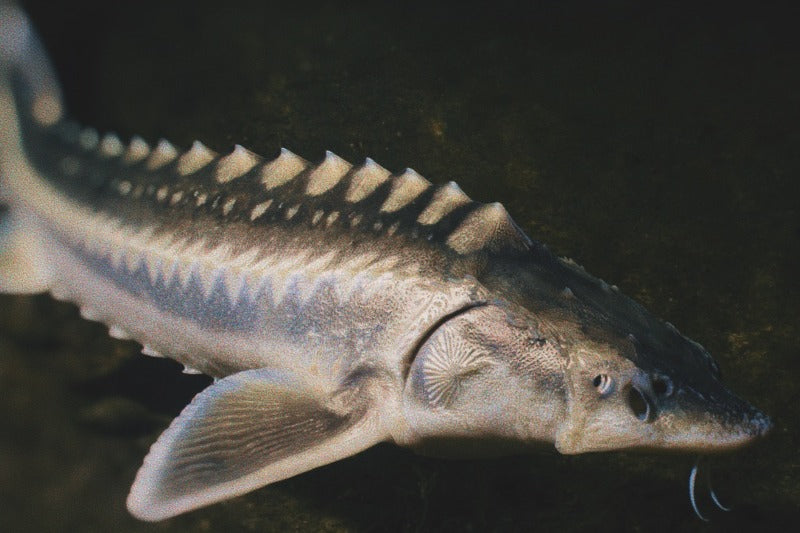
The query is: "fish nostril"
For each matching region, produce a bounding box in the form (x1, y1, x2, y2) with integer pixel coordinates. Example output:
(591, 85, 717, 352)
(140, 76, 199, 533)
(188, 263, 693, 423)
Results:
(651, 375, 673, 397)
(627, 386, 651, 421)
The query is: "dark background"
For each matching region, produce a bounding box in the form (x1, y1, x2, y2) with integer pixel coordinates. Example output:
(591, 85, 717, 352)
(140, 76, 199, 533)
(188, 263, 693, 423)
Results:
(1, 1, 798, 531)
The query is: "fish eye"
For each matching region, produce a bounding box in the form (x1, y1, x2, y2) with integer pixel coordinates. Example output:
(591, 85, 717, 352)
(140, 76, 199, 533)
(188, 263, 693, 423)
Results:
(651, 374, 673, 397)
(592, 374, 614, 396)
(627, 386, 651, 422)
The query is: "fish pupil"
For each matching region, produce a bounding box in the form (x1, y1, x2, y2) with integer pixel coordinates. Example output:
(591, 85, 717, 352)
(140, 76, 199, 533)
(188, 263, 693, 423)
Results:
(592, 374, 614, 396)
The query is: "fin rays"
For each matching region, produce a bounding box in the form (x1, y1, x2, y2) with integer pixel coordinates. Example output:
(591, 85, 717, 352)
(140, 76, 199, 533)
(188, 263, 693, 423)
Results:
(127, 368, 383, 521)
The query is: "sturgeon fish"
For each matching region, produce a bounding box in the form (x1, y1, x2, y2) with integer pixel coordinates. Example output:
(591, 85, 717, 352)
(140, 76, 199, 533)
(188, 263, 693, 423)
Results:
(0, 4, 771, 522)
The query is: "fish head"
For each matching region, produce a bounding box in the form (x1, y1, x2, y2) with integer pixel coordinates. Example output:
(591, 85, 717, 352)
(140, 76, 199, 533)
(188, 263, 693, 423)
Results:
(476, 254, 775, 456)
(552, 315, 773, 455)
(400, 261, 771, 457)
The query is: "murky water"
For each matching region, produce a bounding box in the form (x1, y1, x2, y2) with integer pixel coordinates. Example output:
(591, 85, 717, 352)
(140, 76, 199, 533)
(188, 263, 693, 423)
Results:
(2, 1, 798, 531)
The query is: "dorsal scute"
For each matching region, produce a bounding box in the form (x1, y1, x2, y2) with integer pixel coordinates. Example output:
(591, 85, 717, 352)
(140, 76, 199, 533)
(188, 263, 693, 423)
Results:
(445, 201, 531, 255)
(261, 148, 309, 190)
(99, 132, 124, 158)
(90, 130, 532, 258)
(146, 139, 178, 170)
(380, 168, 431, 213)
(79, 127, 99, 150)
(305, 151, 352, 196)
(216, 145, 261, 183)
(346, 158, 391, 203)
(417, 181, 471, 225)
(231, 147, 532, 257)
(123, 136, 151, 165)
(177, 141, 217, 176)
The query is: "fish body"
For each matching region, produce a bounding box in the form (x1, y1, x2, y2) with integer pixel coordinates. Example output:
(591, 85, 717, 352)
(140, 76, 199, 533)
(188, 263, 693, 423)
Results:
(0, 4, 771, 521)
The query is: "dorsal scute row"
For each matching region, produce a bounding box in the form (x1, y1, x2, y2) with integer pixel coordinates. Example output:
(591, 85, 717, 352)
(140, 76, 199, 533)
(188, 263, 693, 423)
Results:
(62, 123, 533, 258)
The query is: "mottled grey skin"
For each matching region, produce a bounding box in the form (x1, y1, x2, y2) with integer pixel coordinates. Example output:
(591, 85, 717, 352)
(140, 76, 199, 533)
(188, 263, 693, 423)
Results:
(0, 3, 771, 522)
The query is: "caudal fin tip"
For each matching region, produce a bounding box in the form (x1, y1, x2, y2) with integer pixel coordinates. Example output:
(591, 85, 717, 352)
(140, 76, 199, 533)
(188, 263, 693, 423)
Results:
(0, 3, 64, 125)
(0, 5, 30, 63)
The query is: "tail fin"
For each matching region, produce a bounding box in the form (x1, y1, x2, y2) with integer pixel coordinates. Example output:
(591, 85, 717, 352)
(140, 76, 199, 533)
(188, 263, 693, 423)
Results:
(0, 3, 60, 293)
(0, 2, 64, 131)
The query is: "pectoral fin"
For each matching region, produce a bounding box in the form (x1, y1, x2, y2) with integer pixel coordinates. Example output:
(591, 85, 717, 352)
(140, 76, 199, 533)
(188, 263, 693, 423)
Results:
(127, 368, 385, 521)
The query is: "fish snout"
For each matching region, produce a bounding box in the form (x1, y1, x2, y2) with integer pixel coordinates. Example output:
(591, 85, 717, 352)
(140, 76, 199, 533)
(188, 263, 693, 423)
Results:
(658, 381, 773, 453)
(744, 408, 773, 439)
(618, 368, 772, 452)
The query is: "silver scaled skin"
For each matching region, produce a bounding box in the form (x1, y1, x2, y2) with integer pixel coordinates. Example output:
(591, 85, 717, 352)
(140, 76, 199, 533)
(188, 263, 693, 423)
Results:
(0, 4, 771, 522)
